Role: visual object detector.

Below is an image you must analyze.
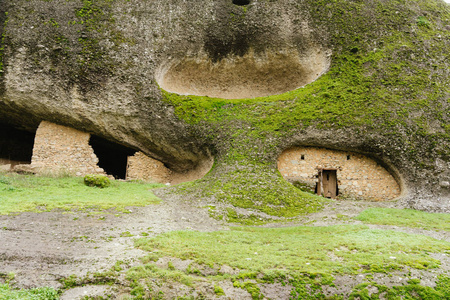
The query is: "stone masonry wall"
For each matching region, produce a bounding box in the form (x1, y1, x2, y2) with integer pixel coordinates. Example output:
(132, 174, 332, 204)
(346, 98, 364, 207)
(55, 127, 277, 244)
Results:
(278, 147, 401, 201)
(127, 151, 172, 183)
(31, 121, 104, 175)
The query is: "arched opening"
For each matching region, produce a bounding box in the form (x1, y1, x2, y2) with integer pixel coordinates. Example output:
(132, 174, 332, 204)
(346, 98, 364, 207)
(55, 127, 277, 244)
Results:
(233, 0, 251, 5)
(89, 135, 136, 179)
(0, 124, 36, 168)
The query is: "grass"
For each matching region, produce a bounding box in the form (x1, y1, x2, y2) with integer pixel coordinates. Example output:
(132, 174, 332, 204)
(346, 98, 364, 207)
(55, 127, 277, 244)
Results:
(135, 225, 450, 276)
(0, 173, 163, 214)
(169, 161, 330, 223)
(355, 208, 450, 231)
(0, 284, 58, 300)
(128, 224, 450, 298)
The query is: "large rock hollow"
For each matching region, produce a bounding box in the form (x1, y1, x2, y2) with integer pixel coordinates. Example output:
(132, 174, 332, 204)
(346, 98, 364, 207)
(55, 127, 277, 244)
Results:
(156, 48, 330, 99)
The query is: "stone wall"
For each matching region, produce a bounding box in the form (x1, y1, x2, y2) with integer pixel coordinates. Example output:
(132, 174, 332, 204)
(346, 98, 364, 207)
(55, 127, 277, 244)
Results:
(278, 147, 401, 201)
(21, 121, 210, 184)
(31, 121, 104, 175)
(126, 152, 172, 183)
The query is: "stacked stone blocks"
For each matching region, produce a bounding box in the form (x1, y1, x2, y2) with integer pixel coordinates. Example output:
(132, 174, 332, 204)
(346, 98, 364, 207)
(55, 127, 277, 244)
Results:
(278, 147, 401, 201)
(31, 121, 104, 175)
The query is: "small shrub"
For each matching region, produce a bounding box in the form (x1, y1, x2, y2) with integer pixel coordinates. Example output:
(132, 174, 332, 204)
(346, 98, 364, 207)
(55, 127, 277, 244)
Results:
(84, 174, 111, 188)
(416, 16, 430, 28)
(214, 285, 225, 296)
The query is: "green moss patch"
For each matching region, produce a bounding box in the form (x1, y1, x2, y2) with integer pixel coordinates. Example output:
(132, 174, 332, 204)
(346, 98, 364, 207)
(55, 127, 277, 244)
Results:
(0, 284, 58, 300)
(349, 275, 450, 300)
(170, 161, 328, 222)
(355, 208, 450, 231)
(135, 225, 449, 276)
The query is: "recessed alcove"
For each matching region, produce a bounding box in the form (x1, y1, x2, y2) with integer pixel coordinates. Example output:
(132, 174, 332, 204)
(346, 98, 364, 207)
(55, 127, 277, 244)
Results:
(89, 135, 136, 179)
(156, 48, 330, 99)
(233, 0, 251, 5)
(0, 124, 36, 168)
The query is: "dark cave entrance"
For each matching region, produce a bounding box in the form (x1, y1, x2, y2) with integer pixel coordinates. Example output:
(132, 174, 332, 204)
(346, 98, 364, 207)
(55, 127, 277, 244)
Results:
(233, 0, 251, 6)
(89, 135, 136, 179)
(0, 124, 36, 166)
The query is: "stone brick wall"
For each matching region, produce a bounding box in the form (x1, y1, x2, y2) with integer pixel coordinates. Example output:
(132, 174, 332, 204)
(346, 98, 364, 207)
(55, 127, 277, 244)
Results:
(126, 151, 172, 183)
(278, 147, 401, 201)
(31, 121, 104, 175)
(21, 121, 210, 184)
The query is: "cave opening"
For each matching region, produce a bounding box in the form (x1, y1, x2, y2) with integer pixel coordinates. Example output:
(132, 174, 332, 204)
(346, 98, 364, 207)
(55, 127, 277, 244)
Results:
(0, 124, 36, 167)
(89, 135, 136, 179)
(233, 0, 251, 6)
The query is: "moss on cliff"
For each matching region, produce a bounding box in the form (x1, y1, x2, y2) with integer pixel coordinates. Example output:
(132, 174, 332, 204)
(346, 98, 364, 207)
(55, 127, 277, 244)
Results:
(159, 0, 450, 215)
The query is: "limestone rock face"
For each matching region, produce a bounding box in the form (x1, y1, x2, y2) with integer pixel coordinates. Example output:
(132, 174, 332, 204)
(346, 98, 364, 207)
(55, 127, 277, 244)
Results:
(0, 0, 449, 210)
(0, 0, 330, 170)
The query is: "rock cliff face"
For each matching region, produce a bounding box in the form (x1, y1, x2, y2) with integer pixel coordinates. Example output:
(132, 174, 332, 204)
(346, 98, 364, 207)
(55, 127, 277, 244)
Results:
(0, 0, 449, 211)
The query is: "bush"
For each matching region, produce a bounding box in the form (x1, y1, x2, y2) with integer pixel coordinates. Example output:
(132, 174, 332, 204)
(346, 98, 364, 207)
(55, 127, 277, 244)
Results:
(84, 174, 111, 188)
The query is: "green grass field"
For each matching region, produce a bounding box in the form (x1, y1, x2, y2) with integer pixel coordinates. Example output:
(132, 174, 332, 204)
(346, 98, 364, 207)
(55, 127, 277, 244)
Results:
(0, 173, 163, 214)
(130, 224, 450, 299)
(135, 225, 449, 276)
(355, 208, 450, 231)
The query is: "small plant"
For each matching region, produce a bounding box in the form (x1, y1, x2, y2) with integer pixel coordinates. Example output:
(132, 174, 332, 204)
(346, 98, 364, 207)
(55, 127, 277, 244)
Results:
(214, 285, 225, 296)
(416, 16, 430, 28)
(120, 231, 133, 237)
(0, 272, 15, 284)
(84, 174, 111, 188)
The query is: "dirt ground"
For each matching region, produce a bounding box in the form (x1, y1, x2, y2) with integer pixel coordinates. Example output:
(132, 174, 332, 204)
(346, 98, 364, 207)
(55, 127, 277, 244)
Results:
(0, 195, 449, 299)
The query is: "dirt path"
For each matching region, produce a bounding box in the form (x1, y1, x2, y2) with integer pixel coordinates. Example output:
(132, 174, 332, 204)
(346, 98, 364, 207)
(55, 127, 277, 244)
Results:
(0, 197, 448, 299)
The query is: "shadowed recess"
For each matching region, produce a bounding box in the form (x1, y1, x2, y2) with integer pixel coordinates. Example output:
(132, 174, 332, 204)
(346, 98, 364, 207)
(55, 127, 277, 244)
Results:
(89, 135, 136, 179)
(233, 0, 251, 6)
(157, 48, 330, 99)
(0, 124, 35, 165)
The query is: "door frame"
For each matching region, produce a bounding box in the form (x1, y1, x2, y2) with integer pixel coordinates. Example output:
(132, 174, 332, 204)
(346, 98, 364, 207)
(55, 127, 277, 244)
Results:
(317, 168, 338, 198)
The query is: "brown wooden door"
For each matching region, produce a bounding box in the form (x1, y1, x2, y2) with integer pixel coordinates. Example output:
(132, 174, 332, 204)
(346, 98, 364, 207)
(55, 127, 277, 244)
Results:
(321, 170, 337, 198)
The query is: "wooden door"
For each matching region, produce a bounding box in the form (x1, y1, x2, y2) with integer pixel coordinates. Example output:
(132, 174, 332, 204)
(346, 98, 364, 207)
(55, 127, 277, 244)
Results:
(319, 170, 337, 198)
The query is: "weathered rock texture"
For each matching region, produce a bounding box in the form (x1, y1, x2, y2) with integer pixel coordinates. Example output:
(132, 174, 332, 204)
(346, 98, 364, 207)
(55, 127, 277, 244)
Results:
(0, 0, 449, 211)
(278, 147, 401, 201)
(157, 48, 330, 99)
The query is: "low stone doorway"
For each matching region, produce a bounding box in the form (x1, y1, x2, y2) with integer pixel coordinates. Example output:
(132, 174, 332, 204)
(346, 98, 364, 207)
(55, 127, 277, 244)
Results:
(318, 169, 338, 198)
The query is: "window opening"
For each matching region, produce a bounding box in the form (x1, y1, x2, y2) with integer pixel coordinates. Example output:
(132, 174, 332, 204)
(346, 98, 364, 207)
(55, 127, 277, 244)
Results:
(347, 155, 351, 160)
(301, 154, 305, 160)
(89, 135, 136, 179)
